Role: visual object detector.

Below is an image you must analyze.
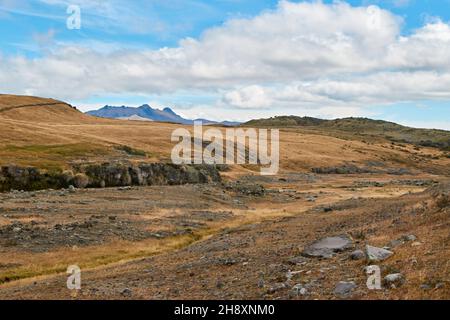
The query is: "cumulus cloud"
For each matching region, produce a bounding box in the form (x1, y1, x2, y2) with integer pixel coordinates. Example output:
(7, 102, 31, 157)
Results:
(1, 1, 450, 115)
(223, 85, 273, 109)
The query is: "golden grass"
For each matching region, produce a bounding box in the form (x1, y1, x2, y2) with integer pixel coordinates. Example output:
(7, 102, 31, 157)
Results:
(0, 94, 448, 174)
(0, 233, 202, 285)
(0, 183, 423, 287)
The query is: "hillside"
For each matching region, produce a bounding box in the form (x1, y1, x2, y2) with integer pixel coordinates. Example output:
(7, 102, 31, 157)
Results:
(0, 95, 449, 176)
(0, 94, 88, 122)
(245, 116, 450, 151)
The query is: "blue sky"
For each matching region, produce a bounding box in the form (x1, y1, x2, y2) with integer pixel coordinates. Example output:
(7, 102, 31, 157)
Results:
(0, 0, 449, 129)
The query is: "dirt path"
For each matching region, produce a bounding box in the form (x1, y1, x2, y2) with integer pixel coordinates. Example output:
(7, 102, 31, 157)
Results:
(0, 102, 71, 113)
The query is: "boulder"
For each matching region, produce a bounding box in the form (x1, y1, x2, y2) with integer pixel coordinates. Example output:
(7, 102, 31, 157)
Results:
(384, 273, 404, 288)
(334, 281, 356, 298)
(302, 235, 353, 258)
(350, 249, 365, 260)
(366, 245, 393, 263)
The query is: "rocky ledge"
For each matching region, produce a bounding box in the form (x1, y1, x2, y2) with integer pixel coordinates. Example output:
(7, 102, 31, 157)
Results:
(0, 162, 221, 192)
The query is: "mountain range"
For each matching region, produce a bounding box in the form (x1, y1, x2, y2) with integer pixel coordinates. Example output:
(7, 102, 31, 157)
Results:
(86, 104, 240, 126)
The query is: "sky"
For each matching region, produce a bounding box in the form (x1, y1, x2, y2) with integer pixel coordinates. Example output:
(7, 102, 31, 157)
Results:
(0, 0, 449, 129)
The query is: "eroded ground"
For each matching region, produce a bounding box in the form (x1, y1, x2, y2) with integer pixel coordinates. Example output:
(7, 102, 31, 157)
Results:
(0, 172, 448, 299)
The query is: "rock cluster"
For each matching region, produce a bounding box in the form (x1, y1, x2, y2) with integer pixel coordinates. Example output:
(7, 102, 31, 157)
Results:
(0, 163, 221, 192)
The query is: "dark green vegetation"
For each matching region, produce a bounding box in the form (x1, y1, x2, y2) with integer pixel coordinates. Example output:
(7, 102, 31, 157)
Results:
(245, 116, 450, 151)
(114, 145, 148, 157)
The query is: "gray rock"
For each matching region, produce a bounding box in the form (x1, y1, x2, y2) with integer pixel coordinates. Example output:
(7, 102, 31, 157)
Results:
(401, 234, 417, 242)
(350, 249, 365, 260)
(384, 273, 404, 287)
(68, 185, 76, 193)
(366, 245, 393, 263)
(257, 279, 265, 288)
(120, 288, 132, 297)
(435, 282, 445, 289)
(292, 284, 308, 296)
(420, 284, 432, 290)
(302, 235, 353, 258)
(267, 283, 286, 294)
(287, 256, 308, 265)
(387, 239, 404, 248)
(334, 281, 356, 297)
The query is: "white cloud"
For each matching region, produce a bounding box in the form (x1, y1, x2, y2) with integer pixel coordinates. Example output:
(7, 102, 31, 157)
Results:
(223, 85, 272, 109)
(1, 1, 450, 119)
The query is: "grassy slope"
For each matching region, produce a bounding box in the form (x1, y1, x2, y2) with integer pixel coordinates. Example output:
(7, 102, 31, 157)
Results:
(245, 116, 450, 151)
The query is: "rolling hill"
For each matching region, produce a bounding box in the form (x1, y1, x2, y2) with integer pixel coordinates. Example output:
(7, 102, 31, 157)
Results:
(245, 116, 450, 151)
(0, 94, 449, 175)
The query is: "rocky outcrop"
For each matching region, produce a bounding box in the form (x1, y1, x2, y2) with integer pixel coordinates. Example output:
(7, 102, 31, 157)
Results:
(0, 162, 221, 192)
(301, 234, 353, 258)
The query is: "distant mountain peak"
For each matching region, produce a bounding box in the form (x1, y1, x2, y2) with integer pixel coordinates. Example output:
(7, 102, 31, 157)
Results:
(163, 107, 176, 114)
(87, 104, 239, 126)
(86, 104, 240, 126)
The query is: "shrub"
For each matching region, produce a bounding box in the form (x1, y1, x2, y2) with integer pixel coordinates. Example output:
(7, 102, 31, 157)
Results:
(115, 145, 147, 157)
(73, 173, 89, 188)
(436, 193, 449, 210)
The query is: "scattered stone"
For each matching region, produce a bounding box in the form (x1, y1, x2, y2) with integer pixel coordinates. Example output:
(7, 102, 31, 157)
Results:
(387, 239, 404, 249)
(216, 280, 224, 289)
(435, 282, 445, 289)
(291, 284, 308, 296)
(411, 242, 422, 247)
(287, 256, 308, 266)
(12, 227, 21, 233)
(267, 283, 286, 294)
(120, 288, 132, 297)
(420, 284, 432, 290)
(402, 235, 417, 242)
(222, 258, 237, 266)
(286, 270, 302, 282)
(350, 249, 365, 260)
(384, 273, 404, 288)
(366, 245, 393, 263)
(257, 279, 265, 288)
(68, 185, 76, 193)
(334, 281, 356, 298)
(302, 235, 353, 259)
